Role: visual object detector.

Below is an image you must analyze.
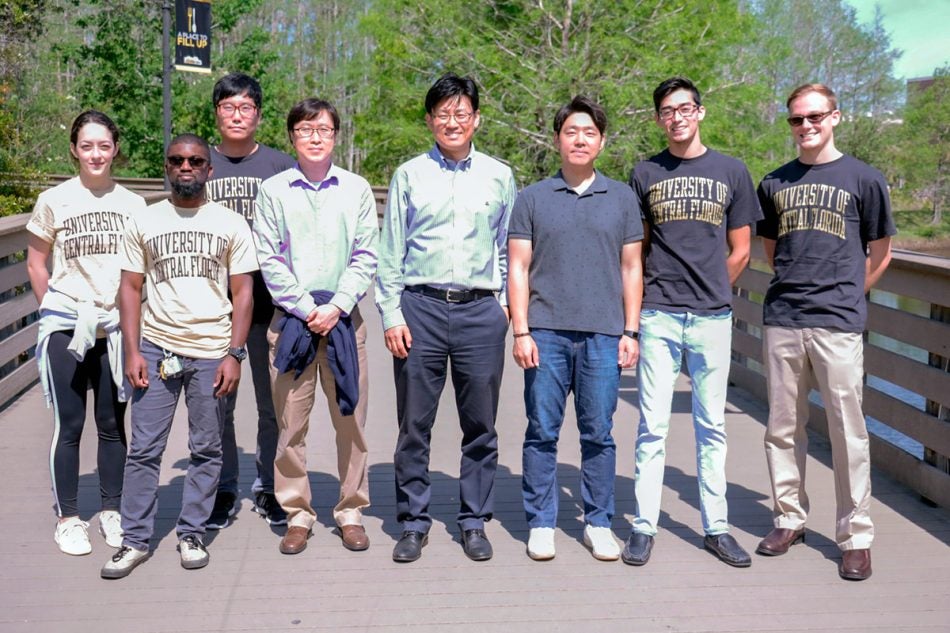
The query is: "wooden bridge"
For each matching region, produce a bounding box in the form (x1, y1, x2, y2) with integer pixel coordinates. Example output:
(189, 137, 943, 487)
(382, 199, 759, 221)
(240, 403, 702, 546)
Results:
(0, 188, 947, 632)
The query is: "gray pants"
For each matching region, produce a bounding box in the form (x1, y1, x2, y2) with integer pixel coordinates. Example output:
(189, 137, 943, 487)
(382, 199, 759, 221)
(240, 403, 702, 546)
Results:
(219, 321, 278, 495)
(120, 339, 226, 549)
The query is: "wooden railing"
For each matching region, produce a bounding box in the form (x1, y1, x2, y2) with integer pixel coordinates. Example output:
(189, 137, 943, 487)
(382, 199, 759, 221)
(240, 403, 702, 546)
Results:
(2, 178, 948, 509)
(731, 241, 950, 508)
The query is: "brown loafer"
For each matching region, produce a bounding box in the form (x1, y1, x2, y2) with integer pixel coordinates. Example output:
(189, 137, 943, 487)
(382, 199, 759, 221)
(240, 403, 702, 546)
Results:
(756, 527, 805, 556)
(839, 548, 872, 581)
(340, 524, 370, 551)
(279, 526, 311, 555)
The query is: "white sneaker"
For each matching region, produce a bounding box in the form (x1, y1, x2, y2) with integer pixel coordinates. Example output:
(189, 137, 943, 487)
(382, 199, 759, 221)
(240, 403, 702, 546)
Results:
(98, 510, 123, 548)
(584, 525, 621, 561)
(178, 535, 209, 570)
(527, 527, 556, 561)
(54, 517, 92, 556)
(101, 545, 149, 579)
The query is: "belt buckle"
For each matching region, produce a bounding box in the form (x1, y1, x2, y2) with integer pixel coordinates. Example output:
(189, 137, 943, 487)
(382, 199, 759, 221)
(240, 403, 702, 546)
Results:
(444, 289, 465, 303)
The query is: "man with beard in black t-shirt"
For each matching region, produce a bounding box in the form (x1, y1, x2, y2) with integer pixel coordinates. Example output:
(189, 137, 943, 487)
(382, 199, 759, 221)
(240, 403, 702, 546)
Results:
(206, 73, 295, 529)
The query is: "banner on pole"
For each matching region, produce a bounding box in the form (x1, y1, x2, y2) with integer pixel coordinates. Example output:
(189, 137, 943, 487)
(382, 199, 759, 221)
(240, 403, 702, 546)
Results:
(174, 0, 211, 74)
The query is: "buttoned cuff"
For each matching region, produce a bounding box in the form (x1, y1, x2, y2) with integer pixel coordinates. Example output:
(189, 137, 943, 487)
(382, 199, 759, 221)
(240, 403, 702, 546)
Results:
(381, 308, 406, 331)
(330, 292, 356, 316)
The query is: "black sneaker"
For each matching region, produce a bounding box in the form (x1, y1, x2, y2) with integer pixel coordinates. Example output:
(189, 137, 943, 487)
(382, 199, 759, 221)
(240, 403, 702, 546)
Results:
(206, 491, 237, 530)
(252, 491, 288, 526)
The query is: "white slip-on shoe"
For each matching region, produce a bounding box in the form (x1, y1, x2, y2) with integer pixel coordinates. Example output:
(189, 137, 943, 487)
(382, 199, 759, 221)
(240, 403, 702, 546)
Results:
(54, 517, 92, 556)
(583, 525, 621, 561)
(527, 527, 556, 561)
(98, 510, 124, 548)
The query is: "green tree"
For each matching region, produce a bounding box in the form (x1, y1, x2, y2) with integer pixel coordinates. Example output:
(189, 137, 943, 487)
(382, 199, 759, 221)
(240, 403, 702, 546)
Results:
(897, 66, 949, 225)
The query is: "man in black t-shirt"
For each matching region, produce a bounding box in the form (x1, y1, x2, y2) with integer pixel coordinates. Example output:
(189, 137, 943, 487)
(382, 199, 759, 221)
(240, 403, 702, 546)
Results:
(624, 77, 761, 569)
(206, 73, 295, 529)
(756, 83, 896, 581)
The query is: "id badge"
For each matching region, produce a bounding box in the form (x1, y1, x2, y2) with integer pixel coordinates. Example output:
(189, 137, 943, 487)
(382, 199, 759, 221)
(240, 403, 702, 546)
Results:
(159, 351, 184, 381)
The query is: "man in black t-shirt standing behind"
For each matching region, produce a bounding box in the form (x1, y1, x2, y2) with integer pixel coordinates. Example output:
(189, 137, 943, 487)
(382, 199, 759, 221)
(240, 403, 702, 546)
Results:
(206, 73, 295, 529)
(756, 83, 895, 581)
(625, 77, 761, 569)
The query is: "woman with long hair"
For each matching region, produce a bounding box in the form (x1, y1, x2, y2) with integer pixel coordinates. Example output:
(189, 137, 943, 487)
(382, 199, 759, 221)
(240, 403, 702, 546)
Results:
(27, 110, 145, 555)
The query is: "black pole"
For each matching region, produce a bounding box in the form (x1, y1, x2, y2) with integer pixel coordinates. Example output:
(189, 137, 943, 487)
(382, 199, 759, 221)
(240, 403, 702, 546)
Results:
(162, 0, 172, 188)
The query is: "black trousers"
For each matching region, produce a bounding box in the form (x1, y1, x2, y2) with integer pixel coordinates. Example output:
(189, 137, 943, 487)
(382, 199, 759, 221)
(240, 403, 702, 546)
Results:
(393, 290, 507, 532)
(47, 331, 127, 517)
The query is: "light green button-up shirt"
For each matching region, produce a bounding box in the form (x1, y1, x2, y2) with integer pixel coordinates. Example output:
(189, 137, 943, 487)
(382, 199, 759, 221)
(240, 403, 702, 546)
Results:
(375, 144, 517, 330)
(253, 163, 378, 320)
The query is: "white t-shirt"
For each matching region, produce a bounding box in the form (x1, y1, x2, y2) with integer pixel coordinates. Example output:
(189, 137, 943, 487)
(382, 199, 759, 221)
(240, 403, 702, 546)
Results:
(27, 177, 146, 308)
(121, 199, 259, 359)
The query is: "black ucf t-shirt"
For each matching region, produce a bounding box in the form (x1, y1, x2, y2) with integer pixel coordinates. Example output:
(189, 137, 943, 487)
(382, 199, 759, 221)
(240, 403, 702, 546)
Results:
(757, 154, 896, 333)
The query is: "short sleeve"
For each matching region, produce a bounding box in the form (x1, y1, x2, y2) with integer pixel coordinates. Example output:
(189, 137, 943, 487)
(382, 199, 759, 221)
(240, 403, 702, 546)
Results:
(120, 213, 146, 274)
(507, 188, 534, 240)
(25, 192, 56, 243)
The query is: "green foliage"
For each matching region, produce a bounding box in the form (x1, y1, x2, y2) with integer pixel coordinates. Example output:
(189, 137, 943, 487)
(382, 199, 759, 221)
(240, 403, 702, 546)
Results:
(894, 66, 949, 225)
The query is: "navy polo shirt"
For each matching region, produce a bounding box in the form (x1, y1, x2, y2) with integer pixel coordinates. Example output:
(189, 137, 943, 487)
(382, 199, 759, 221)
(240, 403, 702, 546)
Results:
(508, 170, 643, 336)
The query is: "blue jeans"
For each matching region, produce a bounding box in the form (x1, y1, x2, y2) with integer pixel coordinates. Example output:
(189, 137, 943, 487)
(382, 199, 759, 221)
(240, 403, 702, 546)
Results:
(633, 309, 733, 536)
(522, 329, 620, 528)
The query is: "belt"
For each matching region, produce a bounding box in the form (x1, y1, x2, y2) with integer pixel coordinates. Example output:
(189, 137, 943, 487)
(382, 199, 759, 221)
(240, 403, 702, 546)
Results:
(405, 285, 495, 304)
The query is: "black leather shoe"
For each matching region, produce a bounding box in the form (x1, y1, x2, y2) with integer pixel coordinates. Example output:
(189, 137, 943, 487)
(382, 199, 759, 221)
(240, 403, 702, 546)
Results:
(462, 529, 493, 561)
(621, 532, 654, 566)
(704, 533, 752, 567)
(392, 531, 427, 563)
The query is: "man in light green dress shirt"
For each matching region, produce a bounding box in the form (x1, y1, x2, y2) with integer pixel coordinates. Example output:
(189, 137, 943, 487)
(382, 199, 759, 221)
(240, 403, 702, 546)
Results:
(376, 73, 517, 563)
(253, 98, 378, 556)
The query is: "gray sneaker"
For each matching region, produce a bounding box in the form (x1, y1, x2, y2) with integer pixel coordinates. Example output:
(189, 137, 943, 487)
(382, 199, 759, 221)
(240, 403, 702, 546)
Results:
(101, 545, 150, 579)
(178, 534, 209, 570)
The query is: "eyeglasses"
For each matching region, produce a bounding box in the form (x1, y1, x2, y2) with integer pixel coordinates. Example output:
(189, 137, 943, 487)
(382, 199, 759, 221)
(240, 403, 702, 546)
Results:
(292, 126, 336, 140)
(658, 103, 699, 120)
(786, 111, 834, 127)
(433, 111, 474, 124)
(217, 103, 257, 116)
(166, 155, 208, 168)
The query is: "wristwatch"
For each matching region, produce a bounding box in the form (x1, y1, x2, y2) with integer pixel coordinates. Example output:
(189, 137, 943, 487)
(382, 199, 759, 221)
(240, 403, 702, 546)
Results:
(228, 346, 248, 362)
(623, 330, 639, 340)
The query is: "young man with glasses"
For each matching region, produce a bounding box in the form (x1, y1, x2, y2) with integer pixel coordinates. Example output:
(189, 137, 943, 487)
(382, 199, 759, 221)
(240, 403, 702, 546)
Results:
(756, 83, 895, 581)
(101, 134, 257, 578)
(376, 73, 517, 563)
(624, 77, 761, 568)
(508, 96, 643, 562)
(252, 99, 378, 555)
(206, 73, 295, 530)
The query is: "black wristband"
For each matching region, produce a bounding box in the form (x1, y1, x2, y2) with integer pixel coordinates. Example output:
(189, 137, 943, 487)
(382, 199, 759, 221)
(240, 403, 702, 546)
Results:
(513, 332, 532, 338)
(623, 329, 639, 340)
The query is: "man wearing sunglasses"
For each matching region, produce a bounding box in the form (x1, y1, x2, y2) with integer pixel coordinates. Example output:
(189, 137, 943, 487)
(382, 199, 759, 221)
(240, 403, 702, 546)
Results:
(253, 99, 378, 556)
(102, 134, 257, 578)
(624, 77, 761, 568)
(205, 73, 295, 531)
(756, 84, 896, 581)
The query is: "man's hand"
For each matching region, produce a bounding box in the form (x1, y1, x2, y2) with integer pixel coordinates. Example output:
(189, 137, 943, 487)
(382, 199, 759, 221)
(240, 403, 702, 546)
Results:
(125, 351, 149, 389)
(213, 355, 241, 398)
(384, 325, 412, 359)
(513, 335, 539, 369)
(306, 304, 342, 336)
(618, 336, 639, 369)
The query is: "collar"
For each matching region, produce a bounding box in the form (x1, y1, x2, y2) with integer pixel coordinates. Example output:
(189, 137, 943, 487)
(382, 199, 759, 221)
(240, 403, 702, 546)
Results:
(288, 163, 340, 191)
(549, 169, 608, 195)
(428, 143, 475, 171)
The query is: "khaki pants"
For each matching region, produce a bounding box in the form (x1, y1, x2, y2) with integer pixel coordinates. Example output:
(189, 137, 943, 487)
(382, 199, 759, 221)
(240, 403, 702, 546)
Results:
(268, 308, 370, 529)
(762, 326, 873, 550)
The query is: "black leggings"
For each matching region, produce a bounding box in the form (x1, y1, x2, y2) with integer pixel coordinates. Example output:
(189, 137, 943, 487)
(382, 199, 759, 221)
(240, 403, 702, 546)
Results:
(47, 331, 127, 517)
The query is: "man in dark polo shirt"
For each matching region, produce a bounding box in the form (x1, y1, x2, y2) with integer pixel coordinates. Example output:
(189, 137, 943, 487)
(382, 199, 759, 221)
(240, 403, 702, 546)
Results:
(508, 95, 643, 562)
(756, 83, 895, 581)
(206, 72, 295, 529)
(624, 77, 761, 568)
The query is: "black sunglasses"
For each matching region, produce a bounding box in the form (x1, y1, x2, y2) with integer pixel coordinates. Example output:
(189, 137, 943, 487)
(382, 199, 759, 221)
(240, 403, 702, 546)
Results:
(166, 155, 208, 168)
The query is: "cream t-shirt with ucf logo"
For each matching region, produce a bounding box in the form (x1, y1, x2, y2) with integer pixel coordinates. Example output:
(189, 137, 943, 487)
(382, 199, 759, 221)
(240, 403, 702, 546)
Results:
(27, 177, 146, 308)
(121, 199, 259, 359)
